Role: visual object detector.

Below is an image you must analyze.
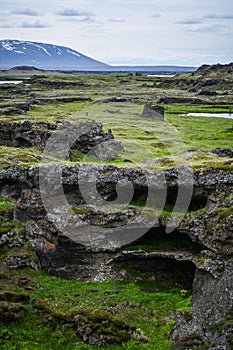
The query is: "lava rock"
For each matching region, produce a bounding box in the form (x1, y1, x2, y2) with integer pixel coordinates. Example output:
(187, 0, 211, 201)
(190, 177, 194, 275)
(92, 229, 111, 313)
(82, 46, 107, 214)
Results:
(141, 103, 164, 120)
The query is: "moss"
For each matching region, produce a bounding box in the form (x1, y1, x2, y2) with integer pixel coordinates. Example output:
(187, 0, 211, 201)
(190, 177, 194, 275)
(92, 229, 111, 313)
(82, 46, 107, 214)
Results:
(74, 308, 144, 344)
(0, 291, 30, 303)
(0, 146, 40, 170)
(0, 198, 15, 217)
(71, 206, 94, 215)
(70, 150, 85, 162)
(0, 301, 28, 322)
(216, 205, 233, 219)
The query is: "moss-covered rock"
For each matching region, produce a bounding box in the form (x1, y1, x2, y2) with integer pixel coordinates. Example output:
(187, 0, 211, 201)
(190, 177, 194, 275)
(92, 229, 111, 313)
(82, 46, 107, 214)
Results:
(32, 298, 147, 345)
(74, 309, 147, 345)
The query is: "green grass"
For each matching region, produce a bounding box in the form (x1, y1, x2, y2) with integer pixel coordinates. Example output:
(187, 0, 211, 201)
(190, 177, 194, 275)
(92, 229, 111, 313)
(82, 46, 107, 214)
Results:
(25, 100, 232, 170)
(0, 73, 232, 170)
(0, 268, 191, 350)
(0, 146, 41, 170)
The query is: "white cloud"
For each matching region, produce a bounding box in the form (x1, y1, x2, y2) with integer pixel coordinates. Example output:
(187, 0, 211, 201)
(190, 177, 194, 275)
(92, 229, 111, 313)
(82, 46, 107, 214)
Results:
(11, 8, 40, 16)
(20, 20, 49, 28)
(108, 18, 126, 23)
(56, 8, 95, 17)
(204, 13, 233, 19)
(188, 24, 228, 33)
(176, 19, 203, 24)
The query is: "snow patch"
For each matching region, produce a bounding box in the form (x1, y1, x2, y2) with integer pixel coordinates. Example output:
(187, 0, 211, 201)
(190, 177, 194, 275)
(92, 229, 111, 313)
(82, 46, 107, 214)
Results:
(27, 42, 51, 56)
(56, 48, 62, 55)
(2, 42, 14, 51)
(66, 49, 80, 57)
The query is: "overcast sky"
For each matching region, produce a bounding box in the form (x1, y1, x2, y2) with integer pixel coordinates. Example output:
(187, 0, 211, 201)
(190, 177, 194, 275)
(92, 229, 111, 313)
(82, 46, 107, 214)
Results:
(0, 0, 232, 66)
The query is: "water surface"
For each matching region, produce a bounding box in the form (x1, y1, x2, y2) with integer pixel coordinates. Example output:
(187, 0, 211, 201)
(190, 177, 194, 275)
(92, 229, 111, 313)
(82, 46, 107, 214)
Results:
(181, 112, 233, 119)
(0, 80, 23, 84)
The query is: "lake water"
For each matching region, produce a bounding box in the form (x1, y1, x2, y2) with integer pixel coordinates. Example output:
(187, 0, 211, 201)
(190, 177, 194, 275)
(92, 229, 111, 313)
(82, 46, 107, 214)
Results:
(147, 74, 176, 77)
(181, 112, 233, 119)
(0, 80, 23, 84)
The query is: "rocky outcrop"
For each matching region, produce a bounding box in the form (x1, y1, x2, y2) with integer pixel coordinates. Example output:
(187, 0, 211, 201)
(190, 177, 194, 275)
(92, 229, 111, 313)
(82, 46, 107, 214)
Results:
(0, 164, 232, 349)
(156, 96, 203, 104)
(141, 103, 164, 120)
(159, 62, 233, 92)
(0, 120, 122, 161)
(171, 263, 233, 350)
(171, 191, 233, 349)
(212, 148, 233, 158)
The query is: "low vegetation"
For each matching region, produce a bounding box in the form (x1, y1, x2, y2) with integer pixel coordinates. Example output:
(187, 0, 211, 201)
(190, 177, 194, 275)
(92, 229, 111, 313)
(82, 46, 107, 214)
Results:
(0, 262, 191, 349)
(0, 68, 232, 348)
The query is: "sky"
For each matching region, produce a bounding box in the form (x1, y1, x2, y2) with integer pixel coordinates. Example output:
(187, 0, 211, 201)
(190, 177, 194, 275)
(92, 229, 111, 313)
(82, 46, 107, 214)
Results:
(0, 0, 233, 66)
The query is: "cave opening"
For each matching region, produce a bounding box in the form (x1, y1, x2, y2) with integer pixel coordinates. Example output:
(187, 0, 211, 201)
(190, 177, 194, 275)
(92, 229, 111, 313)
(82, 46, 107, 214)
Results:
(126, 258, 196, 291)
(124, 226, 205, 253)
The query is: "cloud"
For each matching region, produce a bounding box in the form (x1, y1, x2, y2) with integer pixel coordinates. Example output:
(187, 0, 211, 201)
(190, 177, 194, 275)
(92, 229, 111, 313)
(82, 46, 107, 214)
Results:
(204, 13, 233, 20)
(150, 13, 161, 18)
(176, 13, 233, 26)
(0, 24, 10, 28)
(176, 19, 203, 24)
(189, 24, 227, 33)
(76, 16, 96, 23)
(11, 8, 40, 16)
(108, 18, 126, 23)
(20, 20, 49, 28)
(59, 16, 96, 23)
(57, 8, 94, 17)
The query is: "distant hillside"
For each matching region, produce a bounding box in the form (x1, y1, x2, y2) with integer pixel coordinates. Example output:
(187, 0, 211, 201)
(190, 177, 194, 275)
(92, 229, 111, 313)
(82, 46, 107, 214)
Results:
(0, 40, 110, 71)
(0, 65, 68, 77)
(159, 62, 233, 91)
(109, 65, 197, 73)
(0, 39, 198, 73)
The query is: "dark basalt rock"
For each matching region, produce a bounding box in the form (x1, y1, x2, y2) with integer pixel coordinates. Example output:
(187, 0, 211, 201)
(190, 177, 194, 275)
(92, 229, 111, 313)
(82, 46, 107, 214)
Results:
(198, 89, 218, 96)
(0, 104, 30, 116)
(101, 97, 130, 103)
(0, 120, 122, 161)
(157, 96, 203, 104)
(212, 148, 233, 158)
(141, 103, 164, 120)
(0, 120, 57, 148)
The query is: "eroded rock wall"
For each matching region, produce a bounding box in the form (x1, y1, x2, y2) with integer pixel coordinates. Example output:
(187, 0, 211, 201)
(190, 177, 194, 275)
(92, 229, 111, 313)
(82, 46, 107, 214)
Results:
(0, 164, 232, 349)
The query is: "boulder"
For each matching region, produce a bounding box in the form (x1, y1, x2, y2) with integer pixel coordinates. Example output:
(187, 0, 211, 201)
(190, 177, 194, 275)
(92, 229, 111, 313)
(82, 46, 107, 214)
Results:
(141, 103, 164, 120)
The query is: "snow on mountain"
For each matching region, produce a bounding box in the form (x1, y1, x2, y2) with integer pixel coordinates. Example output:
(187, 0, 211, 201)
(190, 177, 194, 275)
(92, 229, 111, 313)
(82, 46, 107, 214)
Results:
(0, 39, 110, 70)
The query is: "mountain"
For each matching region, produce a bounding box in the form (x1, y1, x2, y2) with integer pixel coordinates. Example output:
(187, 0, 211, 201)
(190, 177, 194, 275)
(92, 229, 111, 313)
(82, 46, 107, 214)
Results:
(0, 39, 197, 73)
(0, 39, 110, 71)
